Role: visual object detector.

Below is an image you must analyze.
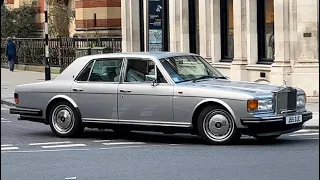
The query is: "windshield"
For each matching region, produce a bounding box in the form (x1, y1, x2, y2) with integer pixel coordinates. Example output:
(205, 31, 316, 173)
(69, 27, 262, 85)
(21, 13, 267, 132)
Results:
(159, 55, 225, 83)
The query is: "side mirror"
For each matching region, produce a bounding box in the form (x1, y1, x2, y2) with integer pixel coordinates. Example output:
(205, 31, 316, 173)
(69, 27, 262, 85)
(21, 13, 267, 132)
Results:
(145, 74, 158, 86)
(151, 78, 158, 86)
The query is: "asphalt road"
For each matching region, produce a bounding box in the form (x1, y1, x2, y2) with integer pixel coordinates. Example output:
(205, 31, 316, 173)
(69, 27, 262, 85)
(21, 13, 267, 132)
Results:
(1, 104, 319, 180)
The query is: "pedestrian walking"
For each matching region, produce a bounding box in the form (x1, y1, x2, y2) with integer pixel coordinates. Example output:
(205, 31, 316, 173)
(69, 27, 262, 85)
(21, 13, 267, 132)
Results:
(5, 37, 17, 72)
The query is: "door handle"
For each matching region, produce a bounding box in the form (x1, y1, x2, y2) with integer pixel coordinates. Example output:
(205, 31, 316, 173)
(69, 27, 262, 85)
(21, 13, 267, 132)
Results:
(119, 89, 131, 93)
(72, 88, 83, 92)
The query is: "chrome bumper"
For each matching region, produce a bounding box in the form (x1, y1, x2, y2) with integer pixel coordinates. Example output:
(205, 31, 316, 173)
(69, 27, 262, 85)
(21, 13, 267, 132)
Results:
(240, 111, 312, 125)
(239, 111, 313, 136)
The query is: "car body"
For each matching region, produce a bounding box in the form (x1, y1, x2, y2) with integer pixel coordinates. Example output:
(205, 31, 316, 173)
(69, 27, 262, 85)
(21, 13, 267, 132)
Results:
(9, 52, 313, 144)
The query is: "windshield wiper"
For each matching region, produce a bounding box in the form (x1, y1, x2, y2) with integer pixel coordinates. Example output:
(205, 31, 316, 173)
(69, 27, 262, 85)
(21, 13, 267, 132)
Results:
(214, 76, 228, 79)
(192, 75, 216, 82)
(192, 75, 228, 82)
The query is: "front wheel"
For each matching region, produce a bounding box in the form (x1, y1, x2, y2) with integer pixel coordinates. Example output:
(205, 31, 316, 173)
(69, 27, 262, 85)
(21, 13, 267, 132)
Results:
(49, 101, 84, 138)
(197, 105, 241, 145)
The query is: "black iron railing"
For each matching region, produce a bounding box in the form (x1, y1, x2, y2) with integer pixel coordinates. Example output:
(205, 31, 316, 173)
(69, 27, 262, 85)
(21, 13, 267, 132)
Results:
(1, 37, 122, 68)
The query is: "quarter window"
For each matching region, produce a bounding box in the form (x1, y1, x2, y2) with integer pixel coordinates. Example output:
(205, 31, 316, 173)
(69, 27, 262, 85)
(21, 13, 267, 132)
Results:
(88, 59, 123, 82)
(76, 61, 94, 81)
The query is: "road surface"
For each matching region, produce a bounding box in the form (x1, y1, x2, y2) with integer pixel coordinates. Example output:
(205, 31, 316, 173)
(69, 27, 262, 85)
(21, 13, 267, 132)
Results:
(1, 104, 319, 180)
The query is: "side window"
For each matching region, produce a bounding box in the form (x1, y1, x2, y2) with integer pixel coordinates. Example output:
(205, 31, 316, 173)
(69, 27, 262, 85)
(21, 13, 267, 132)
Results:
(76, 61, 94, 81)
(125, 59, 167, 83)
(88, 58, 123, 82)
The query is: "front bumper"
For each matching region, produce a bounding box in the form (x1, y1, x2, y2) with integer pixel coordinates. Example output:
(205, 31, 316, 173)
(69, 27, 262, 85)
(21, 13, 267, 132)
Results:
(239, 111, 313, 136)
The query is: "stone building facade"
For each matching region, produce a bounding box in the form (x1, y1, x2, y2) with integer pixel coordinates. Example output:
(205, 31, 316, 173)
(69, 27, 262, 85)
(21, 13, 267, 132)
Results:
(122, 0, 319, 98)
(73, 0, 121, 36)
(4, 0, 319, 97)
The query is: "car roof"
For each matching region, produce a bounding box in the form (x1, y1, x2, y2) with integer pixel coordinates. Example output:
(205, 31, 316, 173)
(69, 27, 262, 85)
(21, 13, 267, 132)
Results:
(55, 52, 200, 81)
(80, 52, 199, 60)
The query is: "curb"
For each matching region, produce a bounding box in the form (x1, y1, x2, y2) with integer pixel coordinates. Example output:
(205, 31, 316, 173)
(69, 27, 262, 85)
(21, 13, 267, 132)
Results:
(307, 97, 319, 103)
(303, 125, 319, 130)
(1, 64, 62, 74)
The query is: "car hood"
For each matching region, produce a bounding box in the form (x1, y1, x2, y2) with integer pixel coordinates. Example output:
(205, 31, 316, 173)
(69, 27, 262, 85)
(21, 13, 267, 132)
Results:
(179, 79, 284, 96)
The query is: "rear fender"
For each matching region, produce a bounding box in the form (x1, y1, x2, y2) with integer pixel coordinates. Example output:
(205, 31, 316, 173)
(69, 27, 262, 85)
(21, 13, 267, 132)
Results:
(46, 95, 82, 124)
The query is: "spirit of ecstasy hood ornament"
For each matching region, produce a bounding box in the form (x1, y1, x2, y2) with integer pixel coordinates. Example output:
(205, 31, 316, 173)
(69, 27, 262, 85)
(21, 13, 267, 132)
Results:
(283, 79, 288, 87)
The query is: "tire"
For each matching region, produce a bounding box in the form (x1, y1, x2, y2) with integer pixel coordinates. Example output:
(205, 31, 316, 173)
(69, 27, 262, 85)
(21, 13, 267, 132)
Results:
(253, 135, 281, 142)
(49, 101, 84, 138)
(197, 105, 241, 145)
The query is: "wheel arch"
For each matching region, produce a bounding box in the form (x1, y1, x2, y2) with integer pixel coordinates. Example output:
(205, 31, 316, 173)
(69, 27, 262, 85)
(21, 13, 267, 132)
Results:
(191, 99, 236, 132)
(45, 95, 81, 124)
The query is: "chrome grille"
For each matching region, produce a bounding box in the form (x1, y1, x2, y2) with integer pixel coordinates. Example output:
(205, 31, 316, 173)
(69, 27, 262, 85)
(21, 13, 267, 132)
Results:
(274, 87, 297, 114)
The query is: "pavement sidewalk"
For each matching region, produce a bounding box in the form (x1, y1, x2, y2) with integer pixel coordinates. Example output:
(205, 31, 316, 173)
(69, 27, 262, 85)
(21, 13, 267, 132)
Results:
(1, 68, 59, 105)
(1, 68, 319, 129)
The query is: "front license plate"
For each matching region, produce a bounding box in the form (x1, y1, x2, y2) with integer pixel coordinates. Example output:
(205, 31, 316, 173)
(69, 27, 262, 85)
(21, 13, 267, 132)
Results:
(285, 115, 302, 124)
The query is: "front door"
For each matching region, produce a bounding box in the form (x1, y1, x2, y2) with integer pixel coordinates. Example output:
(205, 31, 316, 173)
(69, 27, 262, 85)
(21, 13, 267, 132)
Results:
(117, 58, 174, 125)
(71, 58, 124, 122)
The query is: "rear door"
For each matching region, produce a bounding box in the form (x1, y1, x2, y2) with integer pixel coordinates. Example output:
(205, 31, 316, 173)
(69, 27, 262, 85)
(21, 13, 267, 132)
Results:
(71, 57, 124, 122)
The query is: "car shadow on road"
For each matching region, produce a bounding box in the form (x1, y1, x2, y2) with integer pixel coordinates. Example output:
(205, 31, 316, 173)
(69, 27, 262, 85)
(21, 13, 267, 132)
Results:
(23, 128, 316, 147)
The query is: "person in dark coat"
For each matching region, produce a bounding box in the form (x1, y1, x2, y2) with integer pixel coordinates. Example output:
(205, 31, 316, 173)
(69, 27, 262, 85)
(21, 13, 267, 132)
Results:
(5, 37, 17, 71)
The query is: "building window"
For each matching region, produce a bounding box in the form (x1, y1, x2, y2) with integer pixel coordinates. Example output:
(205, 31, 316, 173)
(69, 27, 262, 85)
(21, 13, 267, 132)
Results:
(318, 11, 320, 63)
(189, 0, 199, 54)
(139, 0, 144, 51)
(220, 0, 234, 62)
(257, 0, 274, 64)
(195, 0, 199, 55)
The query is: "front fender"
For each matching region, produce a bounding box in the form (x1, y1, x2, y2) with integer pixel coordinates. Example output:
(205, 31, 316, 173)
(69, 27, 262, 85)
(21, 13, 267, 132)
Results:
(192, 98, 237, 121)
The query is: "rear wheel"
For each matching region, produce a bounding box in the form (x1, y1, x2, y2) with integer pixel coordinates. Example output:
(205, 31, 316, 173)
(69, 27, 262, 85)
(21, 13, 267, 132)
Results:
(197, 105, 241, 145)
(49, 101, 84, 137)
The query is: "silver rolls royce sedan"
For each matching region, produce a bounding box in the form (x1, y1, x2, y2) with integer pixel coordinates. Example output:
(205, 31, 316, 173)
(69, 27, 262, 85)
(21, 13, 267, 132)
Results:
(9, 52, 313, 145)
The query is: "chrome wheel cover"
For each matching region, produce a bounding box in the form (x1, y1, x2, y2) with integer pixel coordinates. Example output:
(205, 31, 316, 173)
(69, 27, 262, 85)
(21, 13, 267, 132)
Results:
(52, 105, 75, 134)
(203, 110, 234, 142)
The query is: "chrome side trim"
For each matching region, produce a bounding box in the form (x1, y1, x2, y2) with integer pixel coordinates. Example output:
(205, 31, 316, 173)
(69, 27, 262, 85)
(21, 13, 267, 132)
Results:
(83, 118, 117, 122)
(82, 118, 192, 127)
(119, 119, 190, 126)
